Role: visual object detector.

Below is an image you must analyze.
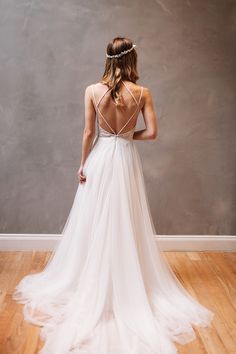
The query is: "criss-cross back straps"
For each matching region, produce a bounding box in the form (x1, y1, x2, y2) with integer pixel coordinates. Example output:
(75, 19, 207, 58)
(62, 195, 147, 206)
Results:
(121, 80, 139, 105)
(91, 82, 143, 135)
(92, 85, 116, 134)
(117, 82, 143, 135)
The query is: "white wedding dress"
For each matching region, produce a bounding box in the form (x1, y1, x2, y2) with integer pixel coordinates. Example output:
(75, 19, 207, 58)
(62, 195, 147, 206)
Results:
(13, 81, 214, 354)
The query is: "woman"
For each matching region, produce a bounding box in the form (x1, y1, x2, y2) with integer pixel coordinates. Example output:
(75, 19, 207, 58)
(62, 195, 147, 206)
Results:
(13, 37, 214, 354)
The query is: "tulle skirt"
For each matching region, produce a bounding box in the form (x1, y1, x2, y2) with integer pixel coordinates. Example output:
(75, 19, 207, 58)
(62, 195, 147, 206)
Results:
(12, 133, 214, 354)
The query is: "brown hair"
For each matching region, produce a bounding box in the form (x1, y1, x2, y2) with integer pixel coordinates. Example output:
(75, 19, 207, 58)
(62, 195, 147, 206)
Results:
(100, 37, 139, 105)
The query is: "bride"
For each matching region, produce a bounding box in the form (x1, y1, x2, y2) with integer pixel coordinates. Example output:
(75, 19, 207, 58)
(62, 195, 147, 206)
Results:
(13, 37, 214, 354)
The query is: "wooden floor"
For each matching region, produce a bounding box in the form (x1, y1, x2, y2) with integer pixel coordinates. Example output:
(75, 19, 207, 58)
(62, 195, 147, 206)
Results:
(0, 251, 235, 354)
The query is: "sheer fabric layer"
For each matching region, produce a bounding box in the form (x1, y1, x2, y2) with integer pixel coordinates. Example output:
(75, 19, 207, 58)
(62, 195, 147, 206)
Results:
(13, 130, 214, 354)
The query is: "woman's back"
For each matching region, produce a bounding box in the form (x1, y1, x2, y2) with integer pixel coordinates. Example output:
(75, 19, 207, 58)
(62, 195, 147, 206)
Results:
(92, 81, 144, 135)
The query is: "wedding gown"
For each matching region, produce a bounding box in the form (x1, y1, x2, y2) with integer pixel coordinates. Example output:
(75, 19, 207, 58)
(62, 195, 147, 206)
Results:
(12, 81, 214, 354)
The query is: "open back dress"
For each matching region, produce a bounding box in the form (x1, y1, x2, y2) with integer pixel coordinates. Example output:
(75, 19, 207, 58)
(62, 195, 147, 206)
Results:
(12, 81, 214, 354)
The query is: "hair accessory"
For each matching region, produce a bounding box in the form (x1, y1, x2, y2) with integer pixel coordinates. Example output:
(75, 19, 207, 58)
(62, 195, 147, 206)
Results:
(106, 44, 136, 59)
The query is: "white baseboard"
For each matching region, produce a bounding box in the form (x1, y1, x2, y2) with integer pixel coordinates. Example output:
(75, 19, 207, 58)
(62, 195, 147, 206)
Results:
(154, 235, 236, 251)
(0, 234, 235, 251)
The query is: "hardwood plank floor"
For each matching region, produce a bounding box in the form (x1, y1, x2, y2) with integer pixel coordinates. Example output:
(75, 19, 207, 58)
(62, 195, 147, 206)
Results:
(0, 251, 235, 354)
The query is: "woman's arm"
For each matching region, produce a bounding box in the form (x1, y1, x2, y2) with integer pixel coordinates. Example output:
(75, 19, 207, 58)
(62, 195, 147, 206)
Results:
(77, 85, 96, 184)
(133, 87, 158, 140)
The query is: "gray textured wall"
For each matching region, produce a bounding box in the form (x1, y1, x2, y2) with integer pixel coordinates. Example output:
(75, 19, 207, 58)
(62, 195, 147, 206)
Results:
(0, 0, 235, 235)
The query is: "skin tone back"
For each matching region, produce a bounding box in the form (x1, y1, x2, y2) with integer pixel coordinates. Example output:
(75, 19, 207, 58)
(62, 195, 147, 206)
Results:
(78, 81, 158, 184)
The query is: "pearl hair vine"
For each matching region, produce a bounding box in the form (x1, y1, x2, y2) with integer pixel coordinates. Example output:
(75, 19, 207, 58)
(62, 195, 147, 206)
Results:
(106, 44, 137, 59)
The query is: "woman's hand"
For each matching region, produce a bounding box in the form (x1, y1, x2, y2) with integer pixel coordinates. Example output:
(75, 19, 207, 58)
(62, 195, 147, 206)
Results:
(77, 165, 86, 184)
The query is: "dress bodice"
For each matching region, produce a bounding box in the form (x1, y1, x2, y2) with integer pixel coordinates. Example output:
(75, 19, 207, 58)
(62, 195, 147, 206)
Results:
(98, 124, 136, 140)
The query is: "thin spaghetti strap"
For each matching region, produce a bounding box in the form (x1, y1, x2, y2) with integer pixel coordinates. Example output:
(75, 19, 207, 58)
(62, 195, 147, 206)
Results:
(117, 85, 144, 135)
(121, 80, 139, 105)
(91, 84, 110, 110)
(91, 85, 97, 108)
(97, 109, 117, 134)
(138, 86, 144, 106)
(96, 85, 116, 134)
(91, 84, 116, 134)
(91, 85, 100, 134)
(97, 86, 111, 108)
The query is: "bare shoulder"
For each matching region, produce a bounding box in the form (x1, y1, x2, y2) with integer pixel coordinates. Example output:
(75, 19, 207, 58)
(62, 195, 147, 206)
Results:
(141, 87, 154, 107)
(130, 82, 152, 98)
(141, 86, 152, 98)
(84, 84, 93, 96)
(86, 82, 108, 95)
(85, 82, 101, 90)
(132, 84, 153, 108)
(90, 82, 108, 88)
(84, 83, 99, 99)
